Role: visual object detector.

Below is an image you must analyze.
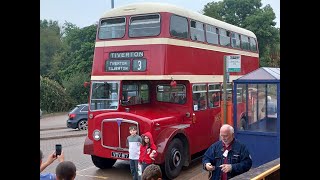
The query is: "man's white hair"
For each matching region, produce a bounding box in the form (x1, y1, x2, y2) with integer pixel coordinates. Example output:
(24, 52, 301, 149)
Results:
(267, 96, 272, 101)
(221, 124, 234, 134)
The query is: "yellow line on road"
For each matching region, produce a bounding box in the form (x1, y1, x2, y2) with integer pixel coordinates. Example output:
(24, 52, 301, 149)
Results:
(77, 174, 108, 179)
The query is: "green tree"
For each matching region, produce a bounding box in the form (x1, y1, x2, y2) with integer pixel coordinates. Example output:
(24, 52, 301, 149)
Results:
(47, 23, 96, 83)
(56, 23, 96, 104)
(40, 75, 74, 113)
(203, 0, 262, 27)
(40, 20, 97, 112)
(62, 72, 91, 105)
(40, 20, 62, 76)
(202, 1, 224, 21)
(243, 4, 279, 67)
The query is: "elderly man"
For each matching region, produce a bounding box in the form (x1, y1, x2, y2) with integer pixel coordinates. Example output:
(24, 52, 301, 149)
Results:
(202, 124, 252, 180)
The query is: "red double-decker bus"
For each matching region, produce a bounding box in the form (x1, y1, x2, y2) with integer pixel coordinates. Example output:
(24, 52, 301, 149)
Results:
(83, 2, 259, 179)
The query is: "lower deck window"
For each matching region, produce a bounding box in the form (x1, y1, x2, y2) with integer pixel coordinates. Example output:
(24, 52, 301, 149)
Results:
(157, 84, 186, 104)
(122, 84, 149, 105)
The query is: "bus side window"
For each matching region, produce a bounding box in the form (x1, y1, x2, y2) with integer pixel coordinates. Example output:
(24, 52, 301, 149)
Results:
(179, 96, 186, 104)
(193, 93, 200, 110)
(128, 96, 142, 105)
(170, 15, 189, 39)
(212, 92, 220, 107)
(208, 84, 221, 108)
(173, 96, 180, 103)
(192, 84, 207, 111)
(199, 96, 207, 109)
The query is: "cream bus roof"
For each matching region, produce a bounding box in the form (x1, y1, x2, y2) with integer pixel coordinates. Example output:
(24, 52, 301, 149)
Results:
(101, 2, 256, 38)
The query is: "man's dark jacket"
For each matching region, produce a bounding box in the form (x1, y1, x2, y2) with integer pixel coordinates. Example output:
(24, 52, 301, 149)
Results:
(202, 139, 252, 180)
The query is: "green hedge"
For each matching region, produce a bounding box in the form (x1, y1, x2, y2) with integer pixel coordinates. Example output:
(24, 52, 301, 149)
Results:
(40, 76, 75, 113)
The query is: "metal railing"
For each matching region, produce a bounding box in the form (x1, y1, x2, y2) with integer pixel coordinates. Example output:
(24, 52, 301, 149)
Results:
(251, 164, 280, 180)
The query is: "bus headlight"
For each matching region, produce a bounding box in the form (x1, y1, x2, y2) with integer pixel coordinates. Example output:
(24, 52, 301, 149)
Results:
(93, 130, 101, 141)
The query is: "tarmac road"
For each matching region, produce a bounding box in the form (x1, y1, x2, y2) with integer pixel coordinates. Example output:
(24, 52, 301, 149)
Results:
(40, 112, 208, 180)
(40, 112, 69, 130)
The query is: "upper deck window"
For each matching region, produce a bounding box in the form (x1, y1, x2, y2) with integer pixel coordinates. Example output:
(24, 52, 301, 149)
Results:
(190, 20, 205, 42)
(129, 14, 160, 37)
(231, 32, 241, 49)
(219, 29, 231, 47)
(206, 25, 219, 45)
(241, 35, 250, 50)
(249, 37, 257, 52)
(98, 17, 126, 39)
(170, 15, 188, 39)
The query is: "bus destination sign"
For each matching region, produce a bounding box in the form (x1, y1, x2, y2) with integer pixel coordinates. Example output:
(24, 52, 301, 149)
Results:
(106, 51, 147, 72)
(109, 51, 144, 59)
(106, 60, 130, 72)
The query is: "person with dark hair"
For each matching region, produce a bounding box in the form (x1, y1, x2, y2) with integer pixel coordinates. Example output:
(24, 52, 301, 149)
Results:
(55, 161, 77, 180)
(141, 164, 162, 180)
(40, 149, 64, 180)
(139, 132, 158, 174)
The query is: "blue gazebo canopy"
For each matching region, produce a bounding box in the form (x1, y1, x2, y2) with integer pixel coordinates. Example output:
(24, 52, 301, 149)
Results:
(235, 67, 280, 83)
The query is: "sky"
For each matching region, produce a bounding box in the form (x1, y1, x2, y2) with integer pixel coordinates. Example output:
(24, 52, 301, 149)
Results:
(40, 0, 279, 28)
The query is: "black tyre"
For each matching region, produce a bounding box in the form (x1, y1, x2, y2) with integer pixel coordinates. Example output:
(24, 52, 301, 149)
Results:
(164, 138, 184, 179)
(240, 118, 246, 130)
(91, 155, 116, 169)
(78, 119, 88, 131)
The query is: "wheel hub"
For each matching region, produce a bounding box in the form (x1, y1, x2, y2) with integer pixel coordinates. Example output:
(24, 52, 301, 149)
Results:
(79, 121, 88, 130)
(172, 149, 181, 167)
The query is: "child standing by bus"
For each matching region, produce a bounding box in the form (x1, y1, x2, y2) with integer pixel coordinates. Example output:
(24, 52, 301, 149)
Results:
(139, 132, 158, 174)
(127, 126, 142, 180)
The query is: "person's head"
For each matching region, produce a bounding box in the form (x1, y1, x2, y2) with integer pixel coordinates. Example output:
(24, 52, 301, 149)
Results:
(142, 164, 162, 180)
(267, 96, 272, 101)
(142, 134, 150, 146)
(55, 161, 77, 180)
(220, 124, 234, 146)
(193, 93, 200, 100)
(141, 132, 154, 147)
(129, 126, 138, 136)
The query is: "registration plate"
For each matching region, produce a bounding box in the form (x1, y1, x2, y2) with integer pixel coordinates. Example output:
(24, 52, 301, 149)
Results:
(111, 152, 129, 159)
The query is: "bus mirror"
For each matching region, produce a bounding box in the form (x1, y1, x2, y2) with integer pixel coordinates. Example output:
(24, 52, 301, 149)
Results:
(170, 80, 177, 87)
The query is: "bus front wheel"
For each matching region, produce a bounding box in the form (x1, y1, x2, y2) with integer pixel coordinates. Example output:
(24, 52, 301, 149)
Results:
(164, 138, 184, 179)
(91, 155, 116, 169)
